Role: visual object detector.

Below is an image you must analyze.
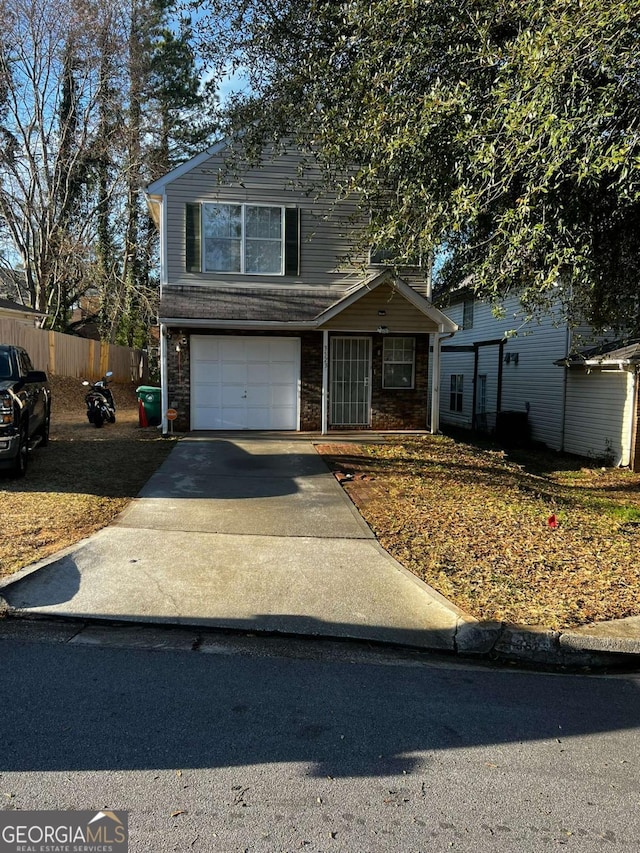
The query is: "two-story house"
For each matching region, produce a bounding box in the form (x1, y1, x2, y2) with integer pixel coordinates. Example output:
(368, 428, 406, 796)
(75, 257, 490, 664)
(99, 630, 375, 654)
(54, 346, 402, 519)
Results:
(145, 139, 456, 434)
(437, 287, 640, 470)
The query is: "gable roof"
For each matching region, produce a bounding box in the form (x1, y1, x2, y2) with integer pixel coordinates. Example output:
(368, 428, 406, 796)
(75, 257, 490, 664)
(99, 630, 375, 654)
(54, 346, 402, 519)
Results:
(160, 271, 457, 333)
(315, 271, 457, 332)
(146, 139, 230, 196)
(0, 298, 47, 318)
(557, 338, 640, 368)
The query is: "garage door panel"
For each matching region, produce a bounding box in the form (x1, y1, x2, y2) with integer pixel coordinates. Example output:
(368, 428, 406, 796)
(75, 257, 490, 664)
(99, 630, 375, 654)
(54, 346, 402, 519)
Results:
(271, 385, 297, 406)
(245, 339, 270, 360)
(221, 386, 247, 406)
(222, 362, 248, 384)
(220, 339, 246, 359)
(192, 361, 221, 384)
(247, 385, 270, 406)
(270, 362, 297, 383)
(191, 336, 299, 430)
(247, 362, 270, 384)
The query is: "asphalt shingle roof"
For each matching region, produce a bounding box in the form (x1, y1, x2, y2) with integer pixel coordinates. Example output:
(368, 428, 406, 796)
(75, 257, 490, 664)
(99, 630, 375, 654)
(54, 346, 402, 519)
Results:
(160, 286, 346, 323)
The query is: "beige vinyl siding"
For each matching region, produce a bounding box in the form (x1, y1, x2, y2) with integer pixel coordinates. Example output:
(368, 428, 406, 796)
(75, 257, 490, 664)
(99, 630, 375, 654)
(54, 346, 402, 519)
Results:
(320, 282, 440, 332)
(162, 148, 367, 290)
(564, 370, 634, 466)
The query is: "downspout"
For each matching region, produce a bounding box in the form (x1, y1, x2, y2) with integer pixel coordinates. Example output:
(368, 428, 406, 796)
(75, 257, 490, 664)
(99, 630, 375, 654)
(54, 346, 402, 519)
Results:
(496, 339, 506, 414)
(160, 323, 169, 436)
(559, 325, 571, 452)
(628, 366, 639, 471)
(471, 344, 479, 431)
(430, 329, 454, 434)
(321, 329, 329, 435)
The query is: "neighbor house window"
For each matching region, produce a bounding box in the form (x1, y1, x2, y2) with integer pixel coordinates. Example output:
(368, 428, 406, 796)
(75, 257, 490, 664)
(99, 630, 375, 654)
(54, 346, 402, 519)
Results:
(450, 374, 463, 412)
(383, 337, 415, 388)
(185, 203, 300, 276)
(462, 299, 474, 330)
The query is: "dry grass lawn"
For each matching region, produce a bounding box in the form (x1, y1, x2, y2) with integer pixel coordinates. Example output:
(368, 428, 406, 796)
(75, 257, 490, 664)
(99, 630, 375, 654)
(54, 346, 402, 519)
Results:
(4, 382, 640, 633)
(316, 435, 640, 630)
(0, 376, 176, 578)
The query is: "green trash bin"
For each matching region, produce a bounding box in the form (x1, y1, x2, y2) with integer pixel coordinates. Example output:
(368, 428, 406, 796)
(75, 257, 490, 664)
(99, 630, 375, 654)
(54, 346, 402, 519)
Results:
(136, 385, 162, 427)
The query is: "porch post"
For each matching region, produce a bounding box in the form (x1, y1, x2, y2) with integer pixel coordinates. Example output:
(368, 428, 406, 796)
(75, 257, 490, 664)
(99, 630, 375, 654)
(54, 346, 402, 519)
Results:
(321, 329, 329, 435)
(160, 323, 169, 435)
(430, 330, 441, 434)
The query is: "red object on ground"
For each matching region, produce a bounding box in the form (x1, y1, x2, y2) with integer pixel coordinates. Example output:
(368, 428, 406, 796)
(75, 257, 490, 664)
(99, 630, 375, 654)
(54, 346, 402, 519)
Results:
(547, 513, 558, 529)
(138, 398, 148, 428)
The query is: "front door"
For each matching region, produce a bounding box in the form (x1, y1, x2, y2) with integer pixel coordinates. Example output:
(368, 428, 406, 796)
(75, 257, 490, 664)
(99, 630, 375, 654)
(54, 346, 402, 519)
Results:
(330, 336, 371, 427)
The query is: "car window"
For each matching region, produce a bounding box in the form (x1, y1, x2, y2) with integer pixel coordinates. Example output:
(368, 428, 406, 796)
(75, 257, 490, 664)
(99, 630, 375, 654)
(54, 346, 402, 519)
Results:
(0, 351, 13, 380)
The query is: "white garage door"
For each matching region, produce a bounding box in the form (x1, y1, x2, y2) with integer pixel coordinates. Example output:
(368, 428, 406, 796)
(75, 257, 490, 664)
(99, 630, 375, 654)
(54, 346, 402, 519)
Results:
(191, 336, 300, 430)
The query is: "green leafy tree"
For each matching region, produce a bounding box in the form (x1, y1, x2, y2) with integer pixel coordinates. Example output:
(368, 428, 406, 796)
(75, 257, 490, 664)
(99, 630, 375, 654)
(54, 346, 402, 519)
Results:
(193, 0, 640, 332)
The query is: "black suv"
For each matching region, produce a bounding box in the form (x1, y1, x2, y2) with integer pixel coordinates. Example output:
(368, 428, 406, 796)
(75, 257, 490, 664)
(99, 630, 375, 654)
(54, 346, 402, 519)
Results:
(0, 345, 51, 476)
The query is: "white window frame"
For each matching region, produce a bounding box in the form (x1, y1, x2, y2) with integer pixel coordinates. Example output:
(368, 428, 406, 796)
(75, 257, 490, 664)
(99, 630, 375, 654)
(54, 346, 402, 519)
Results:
(382, 337, 416, 389)
(202, 202, 285, 275)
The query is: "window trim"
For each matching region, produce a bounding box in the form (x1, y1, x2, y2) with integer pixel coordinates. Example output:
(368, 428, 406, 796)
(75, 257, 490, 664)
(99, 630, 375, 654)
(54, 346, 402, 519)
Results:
(462, 299, 474, 330)
(382, 336, 416, 390)
(185, 203, 300, 277)
(449, 374, 464, 412)
(369, 246, 422, 268)
(204, 202, 284, 276)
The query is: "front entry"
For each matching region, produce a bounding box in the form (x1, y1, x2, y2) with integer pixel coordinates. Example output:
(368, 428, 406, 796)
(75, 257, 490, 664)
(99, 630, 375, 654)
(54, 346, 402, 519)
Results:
(330, 336, 371, 427)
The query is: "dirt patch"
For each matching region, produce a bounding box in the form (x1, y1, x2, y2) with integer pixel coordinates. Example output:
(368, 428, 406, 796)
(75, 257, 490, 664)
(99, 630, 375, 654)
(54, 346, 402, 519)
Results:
(316, 435, 640, 630)
(0, 375, 175, 578)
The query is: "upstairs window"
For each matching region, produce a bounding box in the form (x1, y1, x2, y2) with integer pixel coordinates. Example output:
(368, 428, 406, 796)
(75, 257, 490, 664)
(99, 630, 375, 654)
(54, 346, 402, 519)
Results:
(383, 337, 415, 388)
(462, 299, 474, 330)
(185, 203, 300, 276)
(370, 245, 421, 267)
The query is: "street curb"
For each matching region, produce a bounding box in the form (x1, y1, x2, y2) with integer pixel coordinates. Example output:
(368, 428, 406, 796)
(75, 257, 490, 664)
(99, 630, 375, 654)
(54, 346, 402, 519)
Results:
(455, 618, 640, 669)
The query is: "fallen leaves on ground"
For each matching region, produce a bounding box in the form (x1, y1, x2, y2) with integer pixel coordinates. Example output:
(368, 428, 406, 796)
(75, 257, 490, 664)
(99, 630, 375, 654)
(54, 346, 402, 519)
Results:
(0, 376, 175, 578)
(315, 436, 640, 630)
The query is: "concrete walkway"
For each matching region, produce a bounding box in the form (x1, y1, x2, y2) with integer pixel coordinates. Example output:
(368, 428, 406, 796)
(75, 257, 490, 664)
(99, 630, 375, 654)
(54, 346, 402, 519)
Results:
(2, 433, 639, 667)
(0, 435, 471, 651)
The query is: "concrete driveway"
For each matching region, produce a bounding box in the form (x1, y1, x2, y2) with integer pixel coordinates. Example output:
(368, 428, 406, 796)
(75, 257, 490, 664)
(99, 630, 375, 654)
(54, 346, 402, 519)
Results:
(0, 435, 470, 650)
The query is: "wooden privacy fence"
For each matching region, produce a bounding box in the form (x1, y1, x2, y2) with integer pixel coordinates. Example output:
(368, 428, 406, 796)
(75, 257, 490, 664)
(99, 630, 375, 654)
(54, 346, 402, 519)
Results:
(0, 318, 148, 383)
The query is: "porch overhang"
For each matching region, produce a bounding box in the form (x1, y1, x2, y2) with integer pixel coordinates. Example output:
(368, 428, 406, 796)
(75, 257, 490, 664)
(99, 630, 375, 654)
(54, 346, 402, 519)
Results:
(314, 271, 458, 334)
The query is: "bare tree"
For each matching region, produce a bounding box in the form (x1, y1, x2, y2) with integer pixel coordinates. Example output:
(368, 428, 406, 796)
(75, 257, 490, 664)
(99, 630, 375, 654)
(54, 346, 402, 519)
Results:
(0, 0, 129, 324)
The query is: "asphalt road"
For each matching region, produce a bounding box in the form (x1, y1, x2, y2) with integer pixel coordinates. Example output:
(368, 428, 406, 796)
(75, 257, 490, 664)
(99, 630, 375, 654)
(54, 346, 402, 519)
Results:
(1, 621, 639, 852)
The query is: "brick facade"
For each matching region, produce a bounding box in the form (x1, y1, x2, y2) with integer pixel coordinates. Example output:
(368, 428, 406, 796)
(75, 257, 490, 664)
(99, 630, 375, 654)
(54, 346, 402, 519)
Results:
(370, 334, 430, 430)
(165, 327, 430, 432)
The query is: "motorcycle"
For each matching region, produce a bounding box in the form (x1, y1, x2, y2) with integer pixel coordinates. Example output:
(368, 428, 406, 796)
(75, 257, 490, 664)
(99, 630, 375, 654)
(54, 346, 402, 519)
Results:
(83, 371, 116, 428)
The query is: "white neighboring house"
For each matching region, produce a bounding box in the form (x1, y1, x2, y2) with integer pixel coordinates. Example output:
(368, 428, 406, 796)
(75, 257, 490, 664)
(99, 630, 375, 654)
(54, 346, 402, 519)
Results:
(435, 290, 640, 470)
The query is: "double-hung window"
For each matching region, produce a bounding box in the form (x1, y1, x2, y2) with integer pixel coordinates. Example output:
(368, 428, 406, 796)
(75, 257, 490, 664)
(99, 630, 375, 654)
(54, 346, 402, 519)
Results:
(450, 374, 464, 412)
(205, 203, 282, 274)
(186, 202, 300, 276)
(382, 337, 415, 389)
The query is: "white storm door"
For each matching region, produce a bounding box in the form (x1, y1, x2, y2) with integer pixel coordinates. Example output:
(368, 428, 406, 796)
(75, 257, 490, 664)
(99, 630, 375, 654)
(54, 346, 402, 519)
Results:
(191, 336, 300, 430)
(330, 336, 371, 427)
